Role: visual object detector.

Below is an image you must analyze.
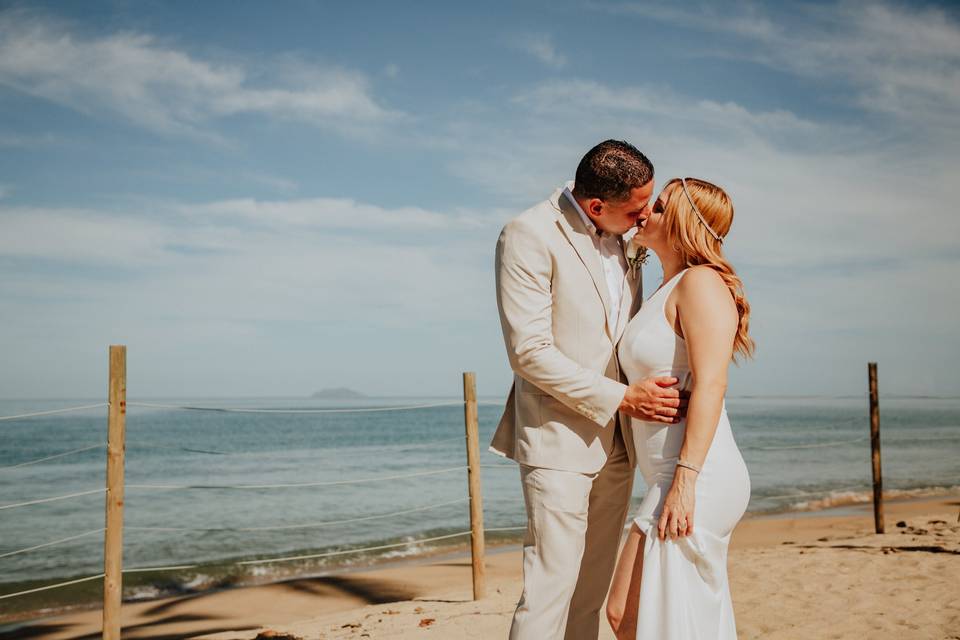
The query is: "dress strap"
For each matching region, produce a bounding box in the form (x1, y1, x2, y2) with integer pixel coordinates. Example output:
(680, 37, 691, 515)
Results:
(654, 268, 689, 297)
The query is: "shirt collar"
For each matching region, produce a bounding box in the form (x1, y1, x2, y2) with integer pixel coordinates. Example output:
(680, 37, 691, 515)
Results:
(563, 186, 604, 238)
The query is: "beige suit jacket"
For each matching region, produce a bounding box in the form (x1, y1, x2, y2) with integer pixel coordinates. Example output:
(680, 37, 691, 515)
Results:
(489, 184, 642, 474)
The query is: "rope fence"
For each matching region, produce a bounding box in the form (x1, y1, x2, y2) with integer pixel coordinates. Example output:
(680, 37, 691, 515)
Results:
(0, 573, 106, 601)
(1, 350, 955, 640)
(125, 465, 469, 490)
(0, 355, 501, 634)
(0, 487, 106, 511)
(125, 399, 503, 413)
(0, 403, 107, 422)
(0, 399, 509, 424)
(0, 522, 529, 602)
(0, 528, 107, 560)
(0, 443, 105, 470)
(237, 530, 475, 565)
(126, 497, 472, 532)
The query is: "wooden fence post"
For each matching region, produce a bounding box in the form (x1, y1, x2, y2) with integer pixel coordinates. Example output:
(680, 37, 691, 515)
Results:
(868, 362, 884, 534)
(103, 345, 127, 639)
(463, 372, 486, 600)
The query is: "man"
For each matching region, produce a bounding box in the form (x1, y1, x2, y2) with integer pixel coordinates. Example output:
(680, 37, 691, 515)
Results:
(490, 139, 685, 639)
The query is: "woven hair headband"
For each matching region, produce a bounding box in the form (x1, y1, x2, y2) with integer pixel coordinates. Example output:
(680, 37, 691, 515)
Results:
(680, 177, 723, 243)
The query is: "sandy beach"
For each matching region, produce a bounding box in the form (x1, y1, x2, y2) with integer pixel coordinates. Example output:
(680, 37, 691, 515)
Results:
(3, 493, 958, 640)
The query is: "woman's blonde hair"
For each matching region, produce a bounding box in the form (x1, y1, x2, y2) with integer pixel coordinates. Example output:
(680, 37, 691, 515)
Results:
(661, 177, 755, 360)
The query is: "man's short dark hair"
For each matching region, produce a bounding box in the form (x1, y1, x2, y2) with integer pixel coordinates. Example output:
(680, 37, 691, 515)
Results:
(572, 139, 654, 202)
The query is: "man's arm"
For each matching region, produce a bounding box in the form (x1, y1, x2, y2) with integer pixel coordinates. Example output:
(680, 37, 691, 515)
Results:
(496, 219, 680, 426)
(496, 219, 625, 426)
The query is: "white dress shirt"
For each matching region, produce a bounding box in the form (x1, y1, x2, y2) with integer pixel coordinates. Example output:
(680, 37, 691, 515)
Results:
(563, 187, 627, 335)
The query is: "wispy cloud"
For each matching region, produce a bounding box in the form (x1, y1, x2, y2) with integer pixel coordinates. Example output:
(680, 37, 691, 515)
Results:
(509, 33, 567, 68)
(0, 10, 404, 140)
(514, 79, 824, 140)
(0, 196, 504, 396)
(601, 1, 960, 131)
(0, 196, 496, 267)
(181, 197, 490, 232)
(435, 69, 960, 397)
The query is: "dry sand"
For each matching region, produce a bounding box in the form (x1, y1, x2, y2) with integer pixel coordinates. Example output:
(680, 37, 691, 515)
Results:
(4, 495, 958, 639)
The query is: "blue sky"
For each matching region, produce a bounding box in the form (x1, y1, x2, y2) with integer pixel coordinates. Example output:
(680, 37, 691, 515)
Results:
(1, 0, 958, 399)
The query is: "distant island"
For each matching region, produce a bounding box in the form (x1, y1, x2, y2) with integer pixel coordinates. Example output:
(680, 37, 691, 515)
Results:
(311, 387, 368, 399)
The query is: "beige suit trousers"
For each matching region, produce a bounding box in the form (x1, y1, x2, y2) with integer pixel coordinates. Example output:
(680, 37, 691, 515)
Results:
(509, 419, 635, 639)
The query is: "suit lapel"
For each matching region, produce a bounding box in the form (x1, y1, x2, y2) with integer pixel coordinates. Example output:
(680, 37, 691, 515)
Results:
(553, 191, 612, 332)
(613, 244, 641, 343)
(613, 238, 631, 343)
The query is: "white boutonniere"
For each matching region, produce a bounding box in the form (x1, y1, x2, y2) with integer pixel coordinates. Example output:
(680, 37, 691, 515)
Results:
(625, 234, 648, 279)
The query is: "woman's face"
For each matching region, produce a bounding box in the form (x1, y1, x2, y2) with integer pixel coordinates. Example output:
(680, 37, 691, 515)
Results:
(634, 184, 673, 250)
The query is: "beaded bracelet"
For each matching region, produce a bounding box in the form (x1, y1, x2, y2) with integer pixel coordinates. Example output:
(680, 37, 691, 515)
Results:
(676, 459, 701, 473)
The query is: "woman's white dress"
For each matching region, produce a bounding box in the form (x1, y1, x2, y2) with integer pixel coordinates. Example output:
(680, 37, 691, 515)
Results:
(617, 268, 751, 639)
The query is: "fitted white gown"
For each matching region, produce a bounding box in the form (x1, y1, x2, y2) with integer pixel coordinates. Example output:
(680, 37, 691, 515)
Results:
(617, 268, 751, 639)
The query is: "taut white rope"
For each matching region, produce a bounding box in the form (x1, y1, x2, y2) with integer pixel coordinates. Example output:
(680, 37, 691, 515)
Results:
(0, 528, 105, 559)
(0, 443, 104, 470)
(0, 403, 107, 422)
(123, 564, 199, 573)
(130, 435, 467, 457)
(126, 497, 470, 532)
(0, 573, 105, 600)
(747, 437, 866, 451)
(126, 465, 468, 490)
(238, 530, 473, 565)
(127, 400, 465, 414)
(0, 488, 106, 511)
(0, 525, 531, 599)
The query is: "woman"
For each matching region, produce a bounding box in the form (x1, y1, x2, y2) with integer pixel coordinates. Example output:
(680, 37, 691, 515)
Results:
(606, 177, 754, 639)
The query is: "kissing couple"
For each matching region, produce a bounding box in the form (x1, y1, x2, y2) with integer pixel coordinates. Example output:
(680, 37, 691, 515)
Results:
(490, 140, 754, 639)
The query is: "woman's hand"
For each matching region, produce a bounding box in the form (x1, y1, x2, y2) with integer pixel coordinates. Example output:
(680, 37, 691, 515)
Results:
(658, 466, 698, 540)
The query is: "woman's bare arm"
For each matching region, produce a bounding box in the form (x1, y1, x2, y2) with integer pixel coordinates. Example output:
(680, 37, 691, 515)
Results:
(676, 266, 738, 467)
(657, 266, 738, 540)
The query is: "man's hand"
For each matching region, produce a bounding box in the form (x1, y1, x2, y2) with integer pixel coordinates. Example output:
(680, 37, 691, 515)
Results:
(618, 376, 688, 424)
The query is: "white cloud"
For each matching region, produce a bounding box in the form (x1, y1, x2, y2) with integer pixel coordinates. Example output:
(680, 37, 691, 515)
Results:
(432, 70, 960, 395)
(514, 79, 824, 140)
(183, 197, 487, 232)
(0, 196, 496, 268)
(0, 195, 507, 396)
(510, 33, 567, 69)
(603, 1, 960, 131)
(0, 10, 403, 139)
(2, 2, 958, 398)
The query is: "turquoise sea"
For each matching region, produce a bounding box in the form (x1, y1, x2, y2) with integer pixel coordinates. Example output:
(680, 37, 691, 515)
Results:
(1, 395, 958, 622)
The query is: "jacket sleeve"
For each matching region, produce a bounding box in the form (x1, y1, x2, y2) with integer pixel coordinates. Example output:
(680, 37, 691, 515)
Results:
(495, 218, 627, 427)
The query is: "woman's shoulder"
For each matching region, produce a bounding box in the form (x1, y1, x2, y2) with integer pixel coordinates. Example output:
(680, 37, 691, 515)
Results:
(679, 265, 726, 292)
(676, 266, 736, 313)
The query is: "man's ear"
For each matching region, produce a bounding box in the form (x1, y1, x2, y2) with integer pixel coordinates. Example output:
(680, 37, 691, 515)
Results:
(588, 199, 604, 218)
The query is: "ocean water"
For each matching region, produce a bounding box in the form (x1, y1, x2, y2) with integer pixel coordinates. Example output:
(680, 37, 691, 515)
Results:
(1, 395, 958, 619)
